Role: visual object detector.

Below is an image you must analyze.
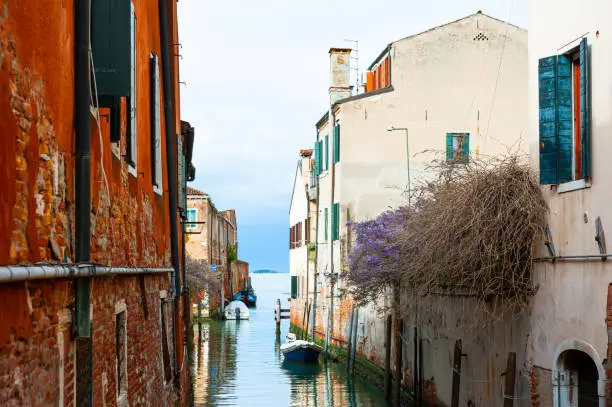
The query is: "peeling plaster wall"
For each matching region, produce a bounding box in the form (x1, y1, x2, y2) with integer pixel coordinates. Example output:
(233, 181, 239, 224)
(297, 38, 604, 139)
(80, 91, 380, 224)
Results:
(0, 0, 189, 405)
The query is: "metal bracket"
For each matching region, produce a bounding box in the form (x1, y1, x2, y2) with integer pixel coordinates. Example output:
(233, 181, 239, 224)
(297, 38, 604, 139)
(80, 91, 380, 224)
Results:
(595, 216, 607, 259)
(544, 225, 556, 258)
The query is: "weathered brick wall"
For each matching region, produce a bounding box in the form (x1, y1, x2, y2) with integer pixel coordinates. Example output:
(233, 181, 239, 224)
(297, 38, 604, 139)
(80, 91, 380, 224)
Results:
(0, 0, 190, 405)
(0, 274, 185, 407)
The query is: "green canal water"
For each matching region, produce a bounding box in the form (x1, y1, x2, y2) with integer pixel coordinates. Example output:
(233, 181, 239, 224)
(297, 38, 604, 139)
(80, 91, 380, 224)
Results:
(192, 273, 389, 407)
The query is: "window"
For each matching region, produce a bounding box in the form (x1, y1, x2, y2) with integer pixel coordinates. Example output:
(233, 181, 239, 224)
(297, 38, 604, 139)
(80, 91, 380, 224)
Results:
(126, 4, 137, 169)
(332, 203, 340, 241)
(160, 299, 172, 383)
(324, 135, 329, 171)
(446, 133, 470, 163)
(538, 37, 590, 185)
(314, 139, 323, 176)
(324, 208, 328, 241)
(115, 310, 127, 398)
(150, 54, 162, 190)
(333, 125, 340, 164)
(290, 276, 298, 299)
(186, 208, 197, 230)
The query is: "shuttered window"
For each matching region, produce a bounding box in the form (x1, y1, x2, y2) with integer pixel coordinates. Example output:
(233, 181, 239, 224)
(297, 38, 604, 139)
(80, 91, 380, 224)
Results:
(333, 125, 340, 164)
(332, 203, 340, 241)
(314, 140, 322, 176)
(150, 54, 162, 190)
(538, 38, 590, 185)
(126, 4, 137, 168)
(325, 135, 329, 171)
(290, 276, 298, 299)
(324, 208, 328, 241)
(446, 133, 470, 163)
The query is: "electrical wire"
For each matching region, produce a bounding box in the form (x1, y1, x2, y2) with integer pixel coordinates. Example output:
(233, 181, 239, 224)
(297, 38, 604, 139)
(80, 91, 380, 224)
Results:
(484, 0, 515, 151)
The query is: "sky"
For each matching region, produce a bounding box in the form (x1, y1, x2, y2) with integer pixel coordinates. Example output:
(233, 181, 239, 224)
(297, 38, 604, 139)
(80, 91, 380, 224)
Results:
(177, 0, 528, 273)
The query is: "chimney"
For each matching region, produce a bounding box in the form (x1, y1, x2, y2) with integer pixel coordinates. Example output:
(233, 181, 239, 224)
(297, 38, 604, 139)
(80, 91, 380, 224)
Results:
(329, 48, 352, 105)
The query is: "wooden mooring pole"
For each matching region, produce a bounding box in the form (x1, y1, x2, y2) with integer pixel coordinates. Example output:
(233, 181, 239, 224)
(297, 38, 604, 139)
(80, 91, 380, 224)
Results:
(451, 339, 462, 407)
(395, 318, 403, 407)
(503, 352, 517, 407)
(346, 306, 354, 371)
(384, 314, 392, 400)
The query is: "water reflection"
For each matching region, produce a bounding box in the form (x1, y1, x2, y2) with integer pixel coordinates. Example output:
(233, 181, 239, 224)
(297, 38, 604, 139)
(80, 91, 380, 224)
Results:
(192, 274, 387, 407)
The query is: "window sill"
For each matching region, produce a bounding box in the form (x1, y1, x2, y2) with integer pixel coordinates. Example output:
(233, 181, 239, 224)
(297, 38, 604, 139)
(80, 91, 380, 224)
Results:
(557, 179, 590, 194)
(153, 185, 163, 197)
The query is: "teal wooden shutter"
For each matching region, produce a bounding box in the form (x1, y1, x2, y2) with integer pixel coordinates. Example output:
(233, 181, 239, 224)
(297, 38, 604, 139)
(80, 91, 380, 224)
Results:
(580, 38, 590, 178)
(325, 135, 329, 171)
(314, 141, 321, 176)
(556, 55, 572, 183)
(92, 0, 132, 97)
(463, 134, 470, 162)
(291, 276, 297, 299)
(333, 125, 340, 163)
(446, 133, 453, 161)
(538, 56, 559, 184)
(324, 208, 328, 241)
(332, 203, 340, 241)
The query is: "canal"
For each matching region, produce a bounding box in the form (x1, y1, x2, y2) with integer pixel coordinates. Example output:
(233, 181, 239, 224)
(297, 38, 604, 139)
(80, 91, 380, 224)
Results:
(192, 273, 389, 406)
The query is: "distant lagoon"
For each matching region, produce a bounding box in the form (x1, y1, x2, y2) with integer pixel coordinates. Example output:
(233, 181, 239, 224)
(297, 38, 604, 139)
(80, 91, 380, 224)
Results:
(251, 269, 287, 274)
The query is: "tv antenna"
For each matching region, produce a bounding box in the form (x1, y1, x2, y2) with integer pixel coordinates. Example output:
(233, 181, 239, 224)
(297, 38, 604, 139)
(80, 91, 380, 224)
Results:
(344, 39, 360, 95)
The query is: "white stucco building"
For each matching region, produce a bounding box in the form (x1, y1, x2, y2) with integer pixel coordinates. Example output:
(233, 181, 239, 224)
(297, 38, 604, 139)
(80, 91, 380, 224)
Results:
(289, 12, 532, 406)
(528, 0, 612, 405)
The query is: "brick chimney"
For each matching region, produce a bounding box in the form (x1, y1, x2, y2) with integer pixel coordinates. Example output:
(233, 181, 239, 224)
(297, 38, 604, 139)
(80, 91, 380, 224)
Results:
(329, 48, 352, 105)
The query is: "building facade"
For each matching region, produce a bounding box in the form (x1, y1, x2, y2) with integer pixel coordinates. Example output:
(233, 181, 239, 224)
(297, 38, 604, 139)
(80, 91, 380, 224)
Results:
(529, 0, 612, 405)
(186, 187, 248, 316)
(290, 12, 531, 406)
(0, 1, 193, 406)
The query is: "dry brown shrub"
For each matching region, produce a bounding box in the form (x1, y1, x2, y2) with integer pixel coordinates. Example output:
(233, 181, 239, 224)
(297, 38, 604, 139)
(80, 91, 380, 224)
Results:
(398, 154, 548, 329)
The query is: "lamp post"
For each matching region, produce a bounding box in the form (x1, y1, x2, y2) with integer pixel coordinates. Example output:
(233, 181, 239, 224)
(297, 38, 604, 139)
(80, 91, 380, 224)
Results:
(386, 126, 410, 205)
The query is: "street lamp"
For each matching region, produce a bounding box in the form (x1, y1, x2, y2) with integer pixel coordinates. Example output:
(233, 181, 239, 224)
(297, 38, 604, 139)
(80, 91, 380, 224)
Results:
(386, 126, 410, 204)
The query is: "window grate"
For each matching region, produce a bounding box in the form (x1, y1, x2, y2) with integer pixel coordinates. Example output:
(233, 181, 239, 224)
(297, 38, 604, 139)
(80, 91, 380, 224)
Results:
(473, 32, 489, 41)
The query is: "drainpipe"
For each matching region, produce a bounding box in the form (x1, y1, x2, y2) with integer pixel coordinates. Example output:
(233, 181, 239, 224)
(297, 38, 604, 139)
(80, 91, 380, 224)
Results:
(74, 0, 93, 405)
(158, 0, 180, 375)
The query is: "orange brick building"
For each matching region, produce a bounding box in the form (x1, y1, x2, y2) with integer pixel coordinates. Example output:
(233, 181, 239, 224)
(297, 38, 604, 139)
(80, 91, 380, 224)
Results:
(0, 1, 194, 405)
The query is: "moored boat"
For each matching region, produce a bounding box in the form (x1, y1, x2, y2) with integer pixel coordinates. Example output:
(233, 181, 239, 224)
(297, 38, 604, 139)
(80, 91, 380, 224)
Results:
(224, 300, 250, 320)
(280, 333, 322, 363)
(233, 289, 257, 307)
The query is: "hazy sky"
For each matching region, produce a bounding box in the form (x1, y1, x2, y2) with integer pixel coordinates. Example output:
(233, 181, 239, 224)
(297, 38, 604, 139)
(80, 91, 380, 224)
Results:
(178, 0, 528, 272)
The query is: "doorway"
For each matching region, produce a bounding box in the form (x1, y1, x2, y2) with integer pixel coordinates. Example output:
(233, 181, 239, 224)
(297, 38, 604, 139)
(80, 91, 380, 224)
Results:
(556, 349, 599, 407)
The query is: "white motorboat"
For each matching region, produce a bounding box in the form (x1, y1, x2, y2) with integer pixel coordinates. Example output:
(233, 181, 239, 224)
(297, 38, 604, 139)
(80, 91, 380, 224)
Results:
(224, 300, 250, 320)
(280, 333, 322, 362)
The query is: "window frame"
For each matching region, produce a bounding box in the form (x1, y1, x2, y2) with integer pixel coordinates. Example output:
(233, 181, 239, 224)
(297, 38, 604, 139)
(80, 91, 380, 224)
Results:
(446, 132, 470, 163)
(150, 53, 163, 194)
(126, 4, 137, 175)
(538, 36, 590, 188)
(186, 208, 198, 231)
(115, 301, 128, 403)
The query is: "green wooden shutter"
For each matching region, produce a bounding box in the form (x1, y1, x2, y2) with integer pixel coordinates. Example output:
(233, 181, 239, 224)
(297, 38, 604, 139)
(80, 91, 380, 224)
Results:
(446, 133, 453, 161)
(290, 276, 297, 299)
(324, 135, 329, 171)
(332, 203, 340, 241)
(580, 37, 590, 178)
(538, 56, 559, 184)
(333, 125, 340, 163)
(92, 0, 132, 98)
(314, 141, 321, 176)
(556, 55, 573, 183)
(463, 134, 470, 162)
(324, 208, 328, 241)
